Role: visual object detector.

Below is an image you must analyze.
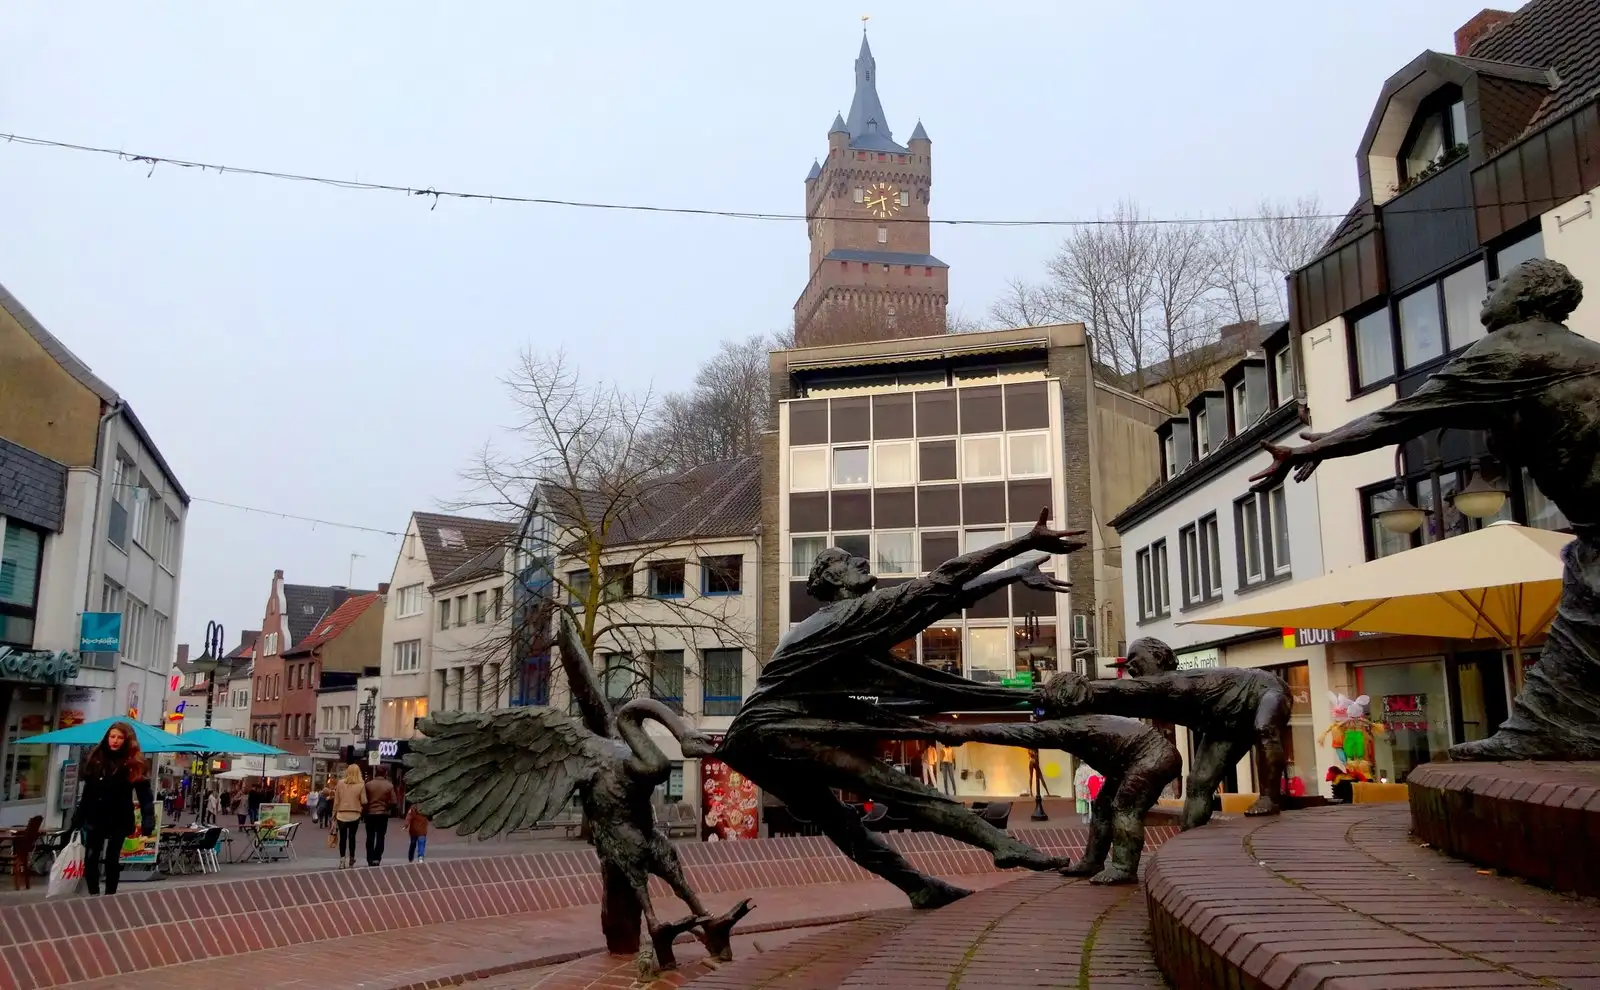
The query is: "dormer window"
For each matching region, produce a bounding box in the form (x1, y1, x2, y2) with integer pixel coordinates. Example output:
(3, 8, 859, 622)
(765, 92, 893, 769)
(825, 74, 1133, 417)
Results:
(1272, 348, 1292, 407)
(1230, 381, 1248, 436)
(1195, 408, 1210, 457)
(1162, 434, 1176, 479)
(1399, 89, 1467, 183)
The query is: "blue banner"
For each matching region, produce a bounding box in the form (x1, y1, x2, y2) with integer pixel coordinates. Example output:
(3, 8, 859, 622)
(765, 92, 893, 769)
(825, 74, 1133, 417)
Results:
(79, 612, 123, 653)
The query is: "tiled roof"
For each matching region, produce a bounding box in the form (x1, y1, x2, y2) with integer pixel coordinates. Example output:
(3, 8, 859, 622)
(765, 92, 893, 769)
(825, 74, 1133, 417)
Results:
(0, 437, 67, 532)
(429, 543, 509, 593)
(283, 584, 373, 646)
(412, 512, 519, 583)
(286, 592, 380, 656)
(1469, 0, 1600, 138)
(844, 35, 908, 153)
(537, 454, 760, 550)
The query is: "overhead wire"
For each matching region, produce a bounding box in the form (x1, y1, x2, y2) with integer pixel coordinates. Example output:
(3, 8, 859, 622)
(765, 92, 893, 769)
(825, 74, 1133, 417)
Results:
(0, 130, 1507, 227)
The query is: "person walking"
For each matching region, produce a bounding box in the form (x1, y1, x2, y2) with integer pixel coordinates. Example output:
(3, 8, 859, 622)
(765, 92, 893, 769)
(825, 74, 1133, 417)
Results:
(332, 765, 366, 869)
(362, 766, 397, 867)
(304, 787, 320, 827)
(246, 782, 265, 822)
(69, 722, 154, 897)
(204, 788, 221, 827)
(405, 804, 429, 863)
(319, 780, 336, 828)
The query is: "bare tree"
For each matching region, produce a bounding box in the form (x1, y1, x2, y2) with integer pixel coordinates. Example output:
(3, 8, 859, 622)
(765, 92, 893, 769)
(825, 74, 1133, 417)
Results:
(1146, 221, 1221, 412)
(1252, 195, 1338, 286)
(451, 349, 756, 715)
(1208, 197, 1338, 326)
(1046, 200, 1159, 383)
(648, 336, 771, 473)
(986, 278, 1061, 329)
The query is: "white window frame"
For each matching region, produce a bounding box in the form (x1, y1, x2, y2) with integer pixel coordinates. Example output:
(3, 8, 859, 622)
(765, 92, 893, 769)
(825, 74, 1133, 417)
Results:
(395, 583, 424, 618)
(123, 597, 148, 664)
(1006, 432, 1050, 478)
(873, 441, 915, 487)
(960, 435, 1004, 481)
(789, 447, 828, 491)
(873, 531, 918, 575)
(1154, 539, 1170, 614)
(1230, 382, 1248, 435)
(831, 445, 871, 488)
(853, 187, 865, 203)
(1180, 524, 1201, 606)
(159, 508, 179, 571)
(1268, 485, 1292, 576)
(1163, 434, 1176, 478)
(130, 475, 153, 549)
(1135, 547, 1155, 619)
(876, 226, 888, 244)
(1195, 409, 1210, 457)
(1272, 348, 1293, 407)
(1200, 514, 1222, 600)
(393, 638, 422, 674)
(1239, 493, 1266, 585)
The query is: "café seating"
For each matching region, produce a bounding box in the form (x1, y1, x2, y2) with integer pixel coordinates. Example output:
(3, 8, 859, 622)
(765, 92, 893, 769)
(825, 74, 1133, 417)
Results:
(2, 817, 43, 890)
(978, 801, 1013, 829)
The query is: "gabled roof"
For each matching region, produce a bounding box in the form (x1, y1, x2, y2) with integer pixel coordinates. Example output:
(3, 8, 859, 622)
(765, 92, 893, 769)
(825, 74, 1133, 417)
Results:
(430, 543, 509, 593)
(1468, 0, 1600, 138)
(411, 512, 519, 583)
(283, 584, 372, 645)
(844, 34, 907, 153)
(536, 455, 760, 551)
(284, 592, 380, 657)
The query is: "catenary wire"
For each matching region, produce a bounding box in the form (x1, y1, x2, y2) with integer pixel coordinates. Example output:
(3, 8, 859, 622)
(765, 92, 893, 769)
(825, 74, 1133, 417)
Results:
(0, 130, 1521, 227)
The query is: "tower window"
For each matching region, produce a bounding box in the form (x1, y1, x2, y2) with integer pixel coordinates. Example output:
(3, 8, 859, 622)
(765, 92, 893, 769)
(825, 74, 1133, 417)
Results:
(853, 187, 865, 203)
(899, 190, 910, 207)
(855, 152, 866, 160)
(862, 263, 870, 271)
(904, 265, 912, 275)
(877, 227, 888, 243)
(924, 267, 933, 277)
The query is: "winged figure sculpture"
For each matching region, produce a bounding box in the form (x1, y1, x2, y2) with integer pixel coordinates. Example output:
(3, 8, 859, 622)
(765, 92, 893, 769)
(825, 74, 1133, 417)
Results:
(403, 619, 752, 976)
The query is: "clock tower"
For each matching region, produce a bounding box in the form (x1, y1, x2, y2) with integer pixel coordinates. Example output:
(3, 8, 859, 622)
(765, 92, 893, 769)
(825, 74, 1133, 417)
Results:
(794, 33, 948, 348)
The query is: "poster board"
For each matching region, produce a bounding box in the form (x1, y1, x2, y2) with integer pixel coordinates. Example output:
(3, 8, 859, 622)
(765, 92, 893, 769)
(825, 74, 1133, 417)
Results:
(699, 757, 758, 841)
(58, 761, 78, 812)
(256, 803, 291, 836)
(120, 804, 162, 866)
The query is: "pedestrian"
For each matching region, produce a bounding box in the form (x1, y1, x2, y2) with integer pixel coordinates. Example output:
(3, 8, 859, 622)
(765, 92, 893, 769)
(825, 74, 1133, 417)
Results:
(170, 788, 185, 825)
(362, 766, 397, 867)
(232, 787, 248, 827)
(69, 721, 154, 897)
(305, 787, 320, 826)
(319, 780, 336, 828)
(406, 804, 429, 863)
(246, 782, 265, 822)
(332, 765, 366, 869)
(205, 789, 221, 827)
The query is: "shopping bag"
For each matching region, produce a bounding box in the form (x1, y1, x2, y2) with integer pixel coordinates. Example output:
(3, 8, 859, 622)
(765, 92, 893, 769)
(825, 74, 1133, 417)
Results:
(326, 830, 338, 849)
(48, 836, 85, 899)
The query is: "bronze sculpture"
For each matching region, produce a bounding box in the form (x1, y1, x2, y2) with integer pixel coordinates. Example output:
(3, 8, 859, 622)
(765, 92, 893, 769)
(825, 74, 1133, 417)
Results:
(403, 621, 749, 976)
(1252, 258, 1599, 761)
(718, 511, 1120, 906)
(1036, 637, 1291, 829)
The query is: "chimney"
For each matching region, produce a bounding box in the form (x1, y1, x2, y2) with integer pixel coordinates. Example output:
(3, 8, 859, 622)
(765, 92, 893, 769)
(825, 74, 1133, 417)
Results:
(273, 568, 284, 579)
(1456, 9, 1514, 55)
(378, 582, 391, 595)
(176, 643, 189, 667)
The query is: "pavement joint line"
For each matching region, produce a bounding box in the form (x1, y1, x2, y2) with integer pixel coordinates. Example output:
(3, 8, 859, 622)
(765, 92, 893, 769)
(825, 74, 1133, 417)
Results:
(1240, 811, 1565, 989)
(1077, 881, 1137, 990)
(944, 876, 1060, 990)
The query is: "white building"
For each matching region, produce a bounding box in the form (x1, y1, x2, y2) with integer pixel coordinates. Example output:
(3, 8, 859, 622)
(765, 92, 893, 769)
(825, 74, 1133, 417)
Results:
(1111, 323, 1335, 799)
(1, 284, 188, 825)
(377, 512, 516, 740)
(1283, 3, 1581, 782)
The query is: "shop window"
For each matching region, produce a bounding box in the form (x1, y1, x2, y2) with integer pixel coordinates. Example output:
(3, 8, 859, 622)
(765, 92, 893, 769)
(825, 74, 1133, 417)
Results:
(1522, 468, 1569, 532)
(702, 649, 743, 716)
(1356, 659, 1452, 783)
(1264, 662, 1317, 799)
(1013, 622, 1057, 677)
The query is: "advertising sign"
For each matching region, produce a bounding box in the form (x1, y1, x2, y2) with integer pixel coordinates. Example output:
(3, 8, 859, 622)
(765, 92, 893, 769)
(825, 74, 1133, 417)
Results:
(699, 751, 758, 841)
(1286, 628, 1383, 648)
(1380, 693, 1429, 732)
(120, 805, 162, 866)
(59, 761, 79, 812)
(256, 803, 291, 836)
(0, 647, 80, 684)
(1176, 648, 1219, 671)
(79, 612, 123, 653)
(60, 687, 101, 728)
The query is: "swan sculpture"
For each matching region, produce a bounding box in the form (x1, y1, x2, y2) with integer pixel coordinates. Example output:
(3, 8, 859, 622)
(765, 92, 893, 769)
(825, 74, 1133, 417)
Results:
(402, 620, 751, 976)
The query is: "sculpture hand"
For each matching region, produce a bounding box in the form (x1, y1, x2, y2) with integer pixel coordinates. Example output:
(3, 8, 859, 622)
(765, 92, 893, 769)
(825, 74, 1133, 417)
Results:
(1250, 431, 1326, 493)
(1026, 508, 1088, 555)
(1017, 558, 1071, 594)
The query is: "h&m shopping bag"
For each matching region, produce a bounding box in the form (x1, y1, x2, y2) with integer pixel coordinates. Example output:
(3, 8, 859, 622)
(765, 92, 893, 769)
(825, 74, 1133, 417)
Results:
(48, 836, 85, 899)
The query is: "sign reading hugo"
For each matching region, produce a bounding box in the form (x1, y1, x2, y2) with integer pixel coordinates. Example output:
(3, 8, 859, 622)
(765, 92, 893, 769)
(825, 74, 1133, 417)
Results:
(0, 647, 80, 683)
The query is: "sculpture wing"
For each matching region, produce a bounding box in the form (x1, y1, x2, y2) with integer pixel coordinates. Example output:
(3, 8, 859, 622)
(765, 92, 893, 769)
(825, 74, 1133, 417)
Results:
(403, 707, 610, 838)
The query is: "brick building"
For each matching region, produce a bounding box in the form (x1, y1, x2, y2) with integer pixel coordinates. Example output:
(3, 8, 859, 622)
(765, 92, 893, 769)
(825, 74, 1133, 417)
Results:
(794, 33, 948, 347)
(248, 569, 373, 756)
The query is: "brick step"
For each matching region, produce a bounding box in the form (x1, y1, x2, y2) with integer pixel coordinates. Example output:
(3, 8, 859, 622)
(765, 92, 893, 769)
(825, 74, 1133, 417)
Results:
(1148, 803, 1600, 989)
(681, 911, 918, 990)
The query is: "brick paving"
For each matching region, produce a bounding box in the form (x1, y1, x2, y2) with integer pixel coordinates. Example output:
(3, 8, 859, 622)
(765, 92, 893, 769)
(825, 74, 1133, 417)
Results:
(1147, 802, 1600, 989)
(1408, 760, 1600, 899)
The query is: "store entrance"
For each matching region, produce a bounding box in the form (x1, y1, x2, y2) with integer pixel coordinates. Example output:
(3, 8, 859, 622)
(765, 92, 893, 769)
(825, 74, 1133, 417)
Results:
(1448, 650, 1510, 745)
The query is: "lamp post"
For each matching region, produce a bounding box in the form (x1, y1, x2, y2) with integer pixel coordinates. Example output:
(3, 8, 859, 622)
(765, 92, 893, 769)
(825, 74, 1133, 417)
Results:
(1020, 613, 1051, 822)
(1374, 429, 1510, 539)
(189, 621, 224, 729)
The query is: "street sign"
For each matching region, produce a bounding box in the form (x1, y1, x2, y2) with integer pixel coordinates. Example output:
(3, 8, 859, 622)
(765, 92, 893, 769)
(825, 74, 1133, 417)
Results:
(1000, 673, 1034, 688)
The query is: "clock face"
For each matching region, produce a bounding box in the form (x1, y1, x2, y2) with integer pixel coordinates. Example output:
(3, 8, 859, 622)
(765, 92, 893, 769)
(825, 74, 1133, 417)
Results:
(867, 182, 902, 218)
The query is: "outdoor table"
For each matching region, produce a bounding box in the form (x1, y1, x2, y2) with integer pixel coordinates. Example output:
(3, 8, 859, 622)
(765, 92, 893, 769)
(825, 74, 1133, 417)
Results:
(0, 827, 68, 875)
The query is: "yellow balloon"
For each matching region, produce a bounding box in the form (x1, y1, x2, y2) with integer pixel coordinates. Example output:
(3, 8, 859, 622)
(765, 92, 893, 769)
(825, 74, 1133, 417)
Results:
(1044, 762, 1061, 778)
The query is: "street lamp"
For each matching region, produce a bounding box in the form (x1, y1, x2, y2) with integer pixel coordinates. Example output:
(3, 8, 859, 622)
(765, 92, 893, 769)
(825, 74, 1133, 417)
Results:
(189, 621, 225, 729)
(1374, 429, 1509, 537)
(1020, 613, 1051, 822)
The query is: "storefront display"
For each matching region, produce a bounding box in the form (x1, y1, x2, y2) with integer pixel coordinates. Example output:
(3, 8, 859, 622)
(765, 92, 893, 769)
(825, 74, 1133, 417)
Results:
(1355, 659, 1451, 783)
(2, 684, 56, 809)
(1265, 662, 1318, 797)
(699, 756, 758, 840)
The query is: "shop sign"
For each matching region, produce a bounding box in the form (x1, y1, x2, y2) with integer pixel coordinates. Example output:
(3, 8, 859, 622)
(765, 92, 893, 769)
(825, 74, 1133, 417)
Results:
(367, 750, 382, 767)
(0, 647, 81, 683)
(1000, 673, 1034, 688)
(320, 735, 342, 753)
(1286, 628, 1382, 648)
(1176, 648, 1219, 671)
(1380, 693, 1429, 732)
(59, 761, 79, 811)
(78, 612, 122, 653)
(60, 687, 99, 728)
(377, 740, 399, 759)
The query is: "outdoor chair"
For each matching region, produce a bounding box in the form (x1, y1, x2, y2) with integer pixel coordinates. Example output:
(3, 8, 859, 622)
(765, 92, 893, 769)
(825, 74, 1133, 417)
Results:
(3, 817, 42, 890)
(663, 801, 697, 838)
(196, 827, 226, 873)
(259, 821, 299, 861)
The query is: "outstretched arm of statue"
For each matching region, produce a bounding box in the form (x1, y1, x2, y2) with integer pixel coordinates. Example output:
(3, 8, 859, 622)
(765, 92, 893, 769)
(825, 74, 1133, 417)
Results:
(931, 509, 1086, 588)
(956, 557, 1070, 608)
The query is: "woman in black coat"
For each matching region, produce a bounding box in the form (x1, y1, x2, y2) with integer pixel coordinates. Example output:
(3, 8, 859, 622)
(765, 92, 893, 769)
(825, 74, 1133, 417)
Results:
(69, 721, 154, 895)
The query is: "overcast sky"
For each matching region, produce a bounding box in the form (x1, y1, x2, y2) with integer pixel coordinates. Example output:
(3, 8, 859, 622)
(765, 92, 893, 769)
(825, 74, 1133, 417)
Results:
(1, 1, 1491, 654)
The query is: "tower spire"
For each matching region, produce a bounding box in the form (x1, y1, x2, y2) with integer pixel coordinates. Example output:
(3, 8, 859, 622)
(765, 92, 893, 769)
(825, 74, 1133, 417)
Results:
(844, 26, 903, 151)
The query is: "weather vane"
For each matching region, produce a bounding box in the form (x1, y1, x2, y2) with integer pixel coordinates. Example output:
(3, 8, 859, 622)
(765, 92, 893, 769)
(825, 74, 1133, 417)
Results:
(862, 14, 870, 30)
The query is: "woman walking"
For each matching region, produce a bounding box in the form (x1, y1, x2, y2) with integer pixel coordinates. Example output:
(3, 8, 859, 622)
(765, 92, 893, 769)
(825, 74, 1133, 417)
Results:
(69, 722, 154, 896)
(332, 765, 366, 869)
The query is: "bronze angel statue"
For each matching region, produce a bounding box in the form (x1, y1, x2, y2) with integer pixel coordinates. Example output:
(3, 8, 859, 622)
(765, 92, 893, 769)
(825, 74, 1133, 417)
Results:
(403, 619, 751, 976)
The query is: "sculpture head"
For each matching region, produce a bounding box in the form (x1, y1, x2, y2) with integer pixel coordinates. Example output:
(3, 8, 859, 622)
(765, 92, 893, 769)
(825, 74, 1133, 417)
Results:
(1114, 637, 1179, 678)
(805, 547, 878, 602)
(1481, 258, 1583, 332)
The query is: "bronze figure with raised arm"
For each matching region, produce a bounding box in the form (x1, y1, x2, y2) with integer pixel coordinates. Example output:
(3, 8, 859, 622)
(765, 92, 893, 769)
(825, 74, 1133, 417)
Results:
(1249, 258, 1600, 761)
